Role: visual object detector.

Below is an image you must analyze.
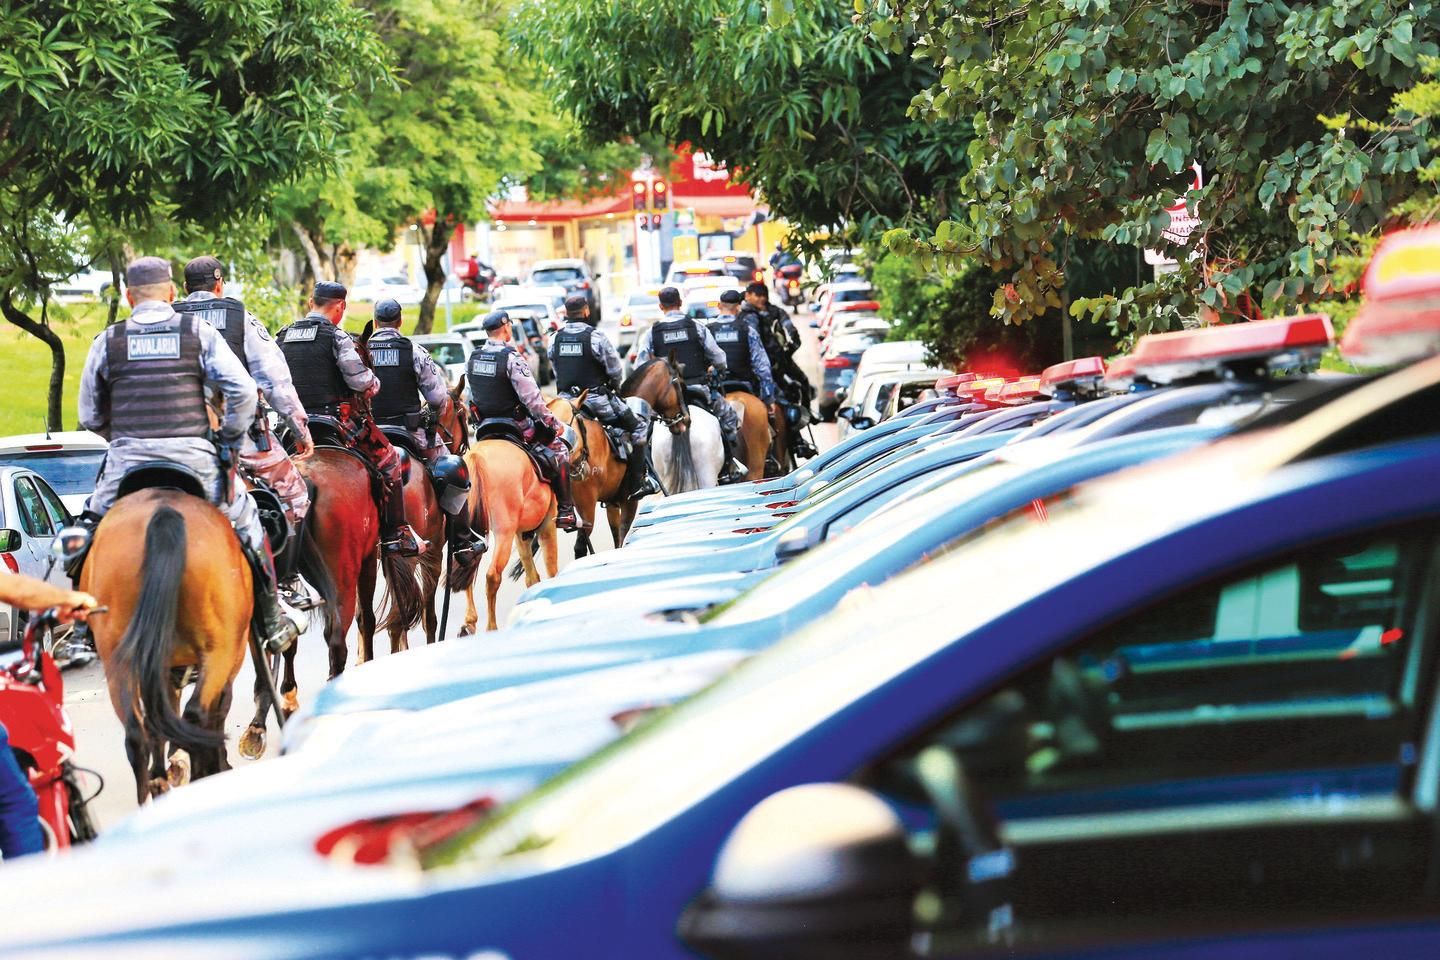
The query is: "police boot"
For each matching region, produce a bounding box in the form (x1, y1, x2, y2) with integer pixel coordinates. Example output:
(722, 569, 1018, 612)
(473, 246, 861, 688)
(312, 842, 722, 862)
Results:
(720, 428, 748, 484)
(550, 454, 579, 532)
(625, 441, 663, 500)
(381, 486, 428, 557)
(243, 540, 305, 655)
(59, 510, 103, 585)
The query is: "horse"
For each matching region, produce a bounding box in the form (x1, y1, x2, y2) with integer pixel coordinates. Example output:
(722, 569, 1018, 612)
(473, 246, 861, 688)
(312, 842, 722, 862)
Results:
(548, 360, 692, 555)
(84, 489, 252, 803)
(642, 357, 726, 496)
(356, 379, 470, 660)
(725, 389, 772, 481)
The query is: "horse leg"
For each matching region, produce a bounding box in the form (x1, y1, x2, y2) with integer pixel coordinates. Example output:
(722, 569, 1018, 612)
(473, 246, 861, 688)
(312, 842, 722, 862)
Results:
(420, 551, 441, 645)
(541, 521, 559, 580)
(240, 666, 270, 761)
(461, 582, 480, 637)
(619, 500, 639, 546)
(516, 533, 541, 587)
(356, 550, 378, 665)
(280, 641, 300, 717)
(485, 532, 515, 632)
(606, 504, 623, 548)
(122, 714, 152, 806)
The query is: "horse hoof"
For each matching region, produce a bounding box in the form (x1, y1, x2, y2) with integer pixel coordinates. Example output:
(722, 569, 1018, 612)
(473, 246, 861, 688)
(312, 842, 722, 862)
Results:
(458, 625, 475, 638)
(282, 690, 300, 718)
(148, 777, 171, 799)
(165, 752, 191, 788)
(238, 725, 267, 760)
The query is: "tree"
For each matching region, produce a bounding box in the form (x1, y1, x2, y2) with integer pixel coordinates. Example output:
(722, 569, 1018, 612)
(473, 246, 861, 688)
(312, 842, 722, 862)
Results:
(0, 0, 390, 428)
(867, 0, 1437, 333)
(513, 0, 972, 253)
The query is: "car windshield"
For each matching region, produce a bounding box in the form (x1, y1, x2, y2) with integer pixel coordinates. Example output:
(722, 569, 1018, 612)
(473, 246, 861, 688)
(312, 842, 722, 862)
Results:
(627, 294, 657, 307)
(4, 450, 105, 495)
(835, 288, 874, 302)
(531, 268, 583, 285)
(425, 444, 1249, 875)
(421, 342, 466, 365)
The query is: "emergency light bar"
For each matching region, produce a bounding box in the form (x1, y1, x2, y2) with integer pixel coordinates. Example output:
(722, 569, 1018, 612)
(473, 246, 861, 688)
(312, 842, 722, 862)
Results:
(833, 301, 881, 314)
(958, 376, 1006, 398)
(998, 376, 1043, 405)
(1340, 225, 1440, 368)
(1103, 354, 1140, 390)
(1129, 314, 1333, 383)
(935, 372, 980, 394)
(1038, 356, 1106, 397)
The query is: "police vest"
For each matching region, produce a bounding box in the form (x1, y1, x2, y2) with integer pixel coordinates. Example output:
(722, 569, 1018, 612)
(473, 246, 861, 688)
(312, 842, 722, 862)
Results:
(468, 343, 525, 419)
(104, 314, 210, 440)
(173, 296, 247, 368)
(369, 334, 421, 422)
(707, 318, 754, 383)
(649, 316, 709, 380)
(554, 327, 609, 393)
(279, 318, 348, 412)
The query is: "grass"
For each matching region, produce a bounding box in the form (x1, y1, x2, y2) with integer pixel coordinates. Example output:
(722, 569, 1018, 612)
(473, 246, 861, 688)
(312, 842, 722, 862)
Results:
(0, 298, 490, 437)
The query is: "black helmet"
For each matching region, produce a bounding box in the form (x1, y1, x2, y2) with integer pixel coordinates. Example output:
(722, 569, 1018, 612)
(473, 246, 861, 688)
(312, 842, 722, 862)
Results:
(374, 298, 403, 324)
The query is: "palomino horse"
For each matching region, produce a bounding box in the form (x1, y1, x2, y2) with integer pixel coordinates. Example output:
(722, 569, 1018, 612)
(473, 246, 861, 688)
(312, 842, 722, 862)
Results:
(84, 489, 251, 802)
(725, 389, 771, 481)
(452, 424, 566, 633)
(357, 379, 470, 659)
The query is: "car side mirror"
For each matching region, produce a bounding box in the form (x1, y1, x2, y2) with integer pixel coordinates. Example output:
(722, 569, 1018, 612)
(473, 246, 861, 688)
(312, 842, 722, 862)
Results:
(775, 525, 818, 562)
(835, 406, 855, 421)
(0, 529, 20, 553)
(850, 416, 875, 430)
(678, 783, 920, 960)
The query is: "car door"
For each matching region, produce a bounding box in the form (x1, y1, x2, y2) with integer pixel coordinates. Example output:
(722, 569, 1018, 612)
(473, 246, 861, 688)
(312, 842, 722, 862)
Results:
(864, 526, 1440, 954)
(30, 475, 72, 590)
(11, 475, 57, 581)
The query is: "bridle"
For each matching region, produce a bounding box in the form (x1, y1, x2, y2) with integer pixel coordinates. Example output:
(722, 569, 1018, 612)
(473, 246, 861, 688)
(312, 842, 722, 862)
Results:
(654, 361, 691, 435)
(436, 389, 471, 455)
(557, 394, 593, 481)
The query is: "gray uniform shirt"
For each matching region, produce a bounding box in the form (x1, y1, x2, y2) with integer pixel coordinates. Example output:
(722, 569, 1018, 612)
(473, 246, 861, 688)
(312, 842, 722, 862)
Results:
(713, 313, 777, 400)
(182, 290, 310, 435)
(78, 300, 258, 447)
(634, 310, 729, 373)
(369, 327, 451, 408)
(469, 335, 558, 430)
(549, 321, 624, 389)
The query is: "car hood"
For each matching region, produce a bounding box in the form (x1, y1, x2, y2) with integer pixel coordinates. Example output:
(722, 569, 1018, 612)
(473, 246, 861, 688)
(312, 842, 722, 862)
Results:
(520, 538, 777, 602)
(511, 571, 759, 627)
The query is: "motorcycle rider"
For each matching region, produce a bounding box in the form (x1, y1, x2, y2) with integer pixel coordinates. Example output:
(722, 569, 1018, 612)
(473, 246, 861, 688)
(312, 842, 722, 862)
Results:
(707, 290, 776, 403)
(0, 572, 96, 859)
(466, 310, 579, 531)
(550, 294, 661, 501)
(634, 286, 747, 483)
(173, 256, 315, 528)
(276, 281, 427, 557)
(739, 281, 818, 459)
(75, 257, 301, 654)
(364, 298, 452, 464)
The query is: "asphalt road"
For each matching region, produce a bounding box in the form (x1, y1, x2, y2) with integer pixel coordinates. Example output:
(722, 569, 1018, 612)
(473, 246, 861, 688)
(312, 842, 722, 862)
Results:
(69, 305, 836, 829)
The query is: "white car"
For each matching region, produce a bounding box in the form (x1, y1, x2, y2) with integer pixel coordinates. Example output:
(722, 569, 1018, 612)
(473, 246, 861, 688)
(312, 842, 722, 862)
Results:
(837, 340, 936, 434)
(827, 315, 891, 343)
(495, 284, 567, 326)
(0, 431, 108, 515)
(410, 333, 469, 385)
(838, 367, 950, 438)
(526, 259, 600, 321)
(349, 274, 427, 304)
(664, 260, 728, 286)
(604, 288, 662, 361)
(0, 465, 76, 647)
(680, 275, 741, 302)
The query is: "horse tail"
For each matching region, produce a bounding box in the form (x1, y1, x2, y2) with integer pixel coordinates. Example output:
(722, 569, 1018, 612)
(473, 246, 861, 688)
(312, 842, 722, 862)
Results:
(378, 552, 425, 637)
(670, 425, 700, 491)
(296, 517, 338, 642)
(507, 531, 537, 582)
(112, 505, 223, 752)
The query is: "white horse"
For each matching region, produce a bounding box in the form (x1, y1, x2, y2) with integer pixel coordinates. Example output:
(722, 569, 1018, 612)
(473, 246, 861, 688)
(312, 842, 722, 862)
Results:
(651, 400, 742, 494)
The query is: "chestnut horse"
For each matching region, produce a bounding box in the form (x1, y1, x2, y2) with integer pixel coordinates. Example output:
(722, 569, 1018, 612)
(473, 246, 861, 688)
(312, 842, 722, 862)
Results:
(357, 379, 470, 659)
(84, 490, 251, 802)
(726, 390, 771, 481)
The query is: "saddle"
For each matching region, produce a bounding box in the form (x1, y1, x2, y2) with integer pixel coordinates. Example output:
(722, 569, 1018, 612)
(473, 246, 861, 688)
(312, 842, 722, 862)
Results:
(377, 424, 428, 464)
(115, 462, 210, 501)
(720, 379, 760, 399)
(474, 418, 548, 483)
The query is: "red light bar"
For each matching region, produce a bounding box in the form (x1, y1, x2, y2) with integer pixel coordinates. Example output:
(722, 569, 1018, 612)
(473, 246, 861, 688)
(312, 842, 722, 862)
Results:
(834, 301, 881, 313)
(23, 444, 63, 452)
(1039, 356, 1106, 395)
(958, 376, 1006, 398)
(935, 372, 979, 393)
(1130, 315, 1333, 382)
(998, 376, 1042, 404)
(1341, 225, 1440, 367)
(823, 356, 855, 368)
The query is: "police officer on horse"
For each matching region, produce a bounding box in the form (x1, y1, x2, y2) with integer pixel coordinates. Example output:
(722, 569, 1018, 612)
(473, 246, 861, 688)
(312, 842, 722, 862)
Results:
(466, 310, 579, 531)
(634, 286, 747, 483)
(364, 298, 452, 464)
(74, 256, 302, 653)
(708, 289, 776, 403)
(738, 281, 818, 459)
(276, 281, 427, 557)
(550, 294, 661, 501)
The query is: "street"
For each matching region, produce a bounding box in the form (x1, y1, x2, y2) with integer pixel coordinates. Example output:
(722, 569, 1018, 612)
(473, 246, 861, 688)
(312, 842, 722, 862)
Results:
(69, 307, 836, 828)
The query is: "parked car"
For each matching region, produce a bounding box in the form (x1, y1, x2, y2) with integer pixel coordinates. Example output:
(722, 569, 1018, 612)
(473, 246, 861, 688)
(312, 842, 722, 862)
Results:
(819, 332, 889, 421)
(494, 285, 567, 328)
(715, 252, 762, 286)
(0, 466, 73, 649)
(839, 368, 952, 437)
(526, 259, 600, 321)
(605, 287, 661, 360)
(349, 274, 427, 304)
(826, 315, 890, 343)
(0, 432, 107, 515)
(664, 260, 728, 286)
(410, 334, 469, 385)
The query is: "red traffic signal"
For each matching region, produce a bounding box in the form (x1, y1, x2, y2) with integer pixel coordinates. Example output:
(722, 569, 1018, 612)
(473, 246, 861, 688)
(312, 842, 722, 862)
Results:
(631, 182, 647, 212)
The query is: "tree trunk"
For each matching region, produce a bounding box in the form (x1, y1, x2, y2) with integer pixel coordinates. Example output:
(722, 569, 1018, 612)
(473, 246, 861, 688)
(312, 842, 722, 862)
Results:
(334, 243, 358, 288)
(1, 295, 66, 431)
(290, 221, 329, 284)
(415, 220, 453, 335)
(106, 261, 121, 327)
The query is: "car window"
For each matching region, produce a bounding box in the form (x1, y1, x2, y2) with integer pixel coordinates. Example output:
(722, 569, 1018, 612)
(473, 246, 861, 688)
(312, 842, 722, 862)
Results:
(4, 450, 105, 496)
(32, 476, 69, 526)
(835, 288, 874, 302)
(864, 528, 1438, 950)
(531, 268, 583, 285)
(13, 477, 53, 536)
(421, 342, 466, 366)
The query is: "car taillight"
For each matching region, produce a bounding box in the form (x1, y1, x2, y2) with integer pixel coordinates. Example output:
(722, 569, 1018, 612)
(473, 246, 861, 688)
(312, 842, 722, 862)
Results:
(753, 271, 762, 281)
(578, 281, 590, 289)
(788, 280, 799, 291)
(620, 314, 633, 327)
(823, 356, 854, 368)
(765, 500, 798, 509)
(24, 444, 62, 452)
(0, 554, 16, 574)
(315, 797, 495, 866)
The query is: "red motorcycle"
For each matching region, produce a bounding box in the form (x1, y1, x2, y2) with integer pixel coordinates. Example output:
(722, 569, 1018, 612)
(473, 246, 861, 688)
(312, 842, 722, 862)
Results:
(775, 263, 805, 308)
(1, 608, 100, 849)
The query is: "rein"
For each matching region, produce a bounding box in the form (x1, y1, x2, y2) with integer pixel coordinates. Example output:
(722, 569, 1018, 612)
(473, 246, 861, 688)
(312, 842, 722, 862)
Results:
(557, 395, 594, 481)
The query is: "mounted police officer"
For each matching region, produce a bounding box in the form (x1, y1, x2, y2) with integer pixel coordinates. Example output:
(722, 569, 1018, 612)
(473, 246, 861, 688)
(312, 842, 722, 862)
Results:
(634, 286, 747, 483)
(365, 298, 452, 464)
(276, 281, 427, 557)
(466, 310, 579, 531)
(174, 256, 315, 529)
(708, 289, 776, 403)
(75, 257, 301, 653)
(550, 294, 661, 501)
(739, 281, 818, 459)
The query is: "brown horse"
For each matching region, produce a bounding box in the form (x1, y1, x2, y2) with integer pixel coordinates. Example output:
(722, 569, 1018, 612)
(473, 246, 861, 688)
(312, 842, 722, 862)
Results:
(726, 390, 771, 481)
(357, 380, 470, 659)
(592, 358, 690, 547)
(85, 490, 252, 802)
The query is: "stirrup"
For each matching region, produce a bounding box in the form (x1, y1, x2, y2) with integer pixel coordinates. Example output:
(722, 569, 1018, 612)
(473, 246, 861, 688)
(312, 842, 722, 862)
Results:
(262, 607, 304, 655)
(382, 526, 428, 557)
(279, 578, 323, 612)
(555, 507, 579, 532)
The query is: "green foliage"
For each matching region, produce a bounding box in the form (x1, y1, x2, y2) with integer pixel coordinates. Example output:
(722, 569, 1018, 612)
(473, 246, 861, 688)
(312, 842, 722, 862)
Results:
(868, 0, 1438, 332)
(514, 0, 971, 251)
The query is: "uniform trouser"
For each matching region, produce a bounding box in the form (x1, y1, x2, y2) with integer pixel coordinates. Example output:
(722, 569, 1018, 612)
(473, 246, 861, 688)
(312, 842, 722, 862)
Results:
(410, 428, 446, 465)
(0, 723, 42, 858)
(350, 416, 405, 499)
(85, 440, 264, 554)
(707, 389, 741, 435)
(577, 391, 648, 446)
(239, 425, 310, 524)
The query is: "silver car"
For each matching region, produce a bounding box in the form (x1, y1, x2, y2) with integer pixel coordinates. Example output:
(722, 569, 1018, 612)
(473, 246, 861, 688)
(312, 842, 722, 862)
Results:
(0, 466, 74, 647)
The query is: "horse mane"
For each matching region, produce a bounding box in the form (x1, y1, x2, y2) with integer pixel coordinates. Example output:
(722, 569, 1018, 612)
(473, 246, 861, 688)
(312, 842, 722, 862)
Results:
(619, 358, 664, 395)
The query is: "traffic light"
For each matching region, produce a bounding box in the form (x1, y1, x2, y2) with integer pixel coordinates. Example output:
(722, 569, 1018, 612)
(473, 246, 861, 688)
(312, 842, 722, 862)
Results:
(631, 182, 647, 212)
(650, 213, 663, 230)
(652, 180, 668, 209)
